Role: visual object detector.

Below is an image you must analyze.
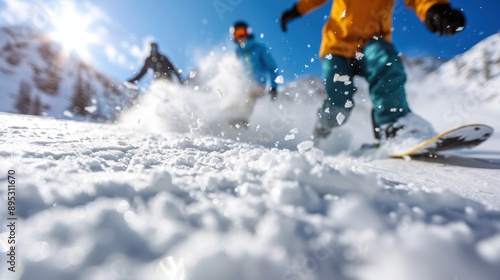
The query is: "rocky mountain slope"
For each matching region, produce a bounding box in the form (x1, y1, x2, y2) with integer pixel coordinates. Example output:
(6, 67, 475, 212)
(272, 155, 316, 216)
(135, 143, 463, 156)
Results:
(0, 26, 133, 121)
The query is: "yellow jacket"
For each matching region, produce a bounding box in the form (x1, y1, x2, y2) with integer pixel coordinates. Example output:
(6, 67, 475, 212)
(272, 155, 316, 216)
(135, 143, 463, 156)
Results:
(296, 0, 449, 58)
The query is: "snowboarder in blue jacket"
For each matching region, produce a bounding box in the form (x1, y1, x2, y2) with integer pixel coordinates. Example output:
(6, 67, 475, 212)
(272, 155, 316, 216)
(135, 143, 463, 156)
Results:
(229, 21, 279, 127)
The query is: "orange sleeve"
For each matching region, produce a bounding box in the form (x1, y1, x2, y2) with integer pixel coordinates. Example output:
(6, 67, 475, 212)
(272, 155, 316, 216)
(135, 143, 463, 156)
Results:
(405, 0, 450, 21)
(295, 0, 330, 15)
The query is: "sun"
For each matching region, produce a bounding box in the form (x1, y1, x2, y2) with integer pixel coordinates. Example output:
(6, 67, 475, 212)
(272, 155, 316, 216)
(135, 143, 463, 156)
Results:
(49, 2, 99, 60)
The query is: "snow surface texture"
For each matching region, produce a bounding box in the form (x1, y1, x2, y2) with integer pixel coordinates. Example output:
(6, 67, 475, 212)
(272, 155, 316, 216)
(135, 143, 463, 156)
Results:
(1, 34, 500, 280)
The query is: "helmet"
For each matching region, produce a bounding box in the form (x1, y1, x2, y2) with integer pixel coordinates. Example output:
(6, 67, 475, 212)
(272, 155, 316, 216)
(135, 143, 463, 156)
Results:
(230, 21, 253, 41)
(150, 42, 159, 53)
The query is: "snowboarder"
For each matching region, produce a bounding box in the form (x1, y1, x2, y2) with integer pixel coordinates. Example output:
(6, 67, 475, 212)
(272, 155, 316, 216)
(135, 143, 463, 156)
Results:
(280, 1, 465, 143)
(127, 42, 183, 85)
(229, 21, 279, 128)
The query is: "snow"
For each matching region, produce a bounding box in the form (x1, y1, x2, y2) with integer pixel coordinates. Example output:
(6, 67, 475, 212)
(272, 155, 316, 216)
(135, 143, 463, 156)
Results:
(333, 73, 352, 85)
(1, 34, 500, 280)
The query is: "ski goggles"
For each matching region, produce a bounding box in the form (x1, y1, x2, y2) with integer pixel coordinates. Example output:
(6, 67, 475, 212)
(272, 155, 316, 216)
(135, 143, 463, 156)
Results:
(232, 27, 249, 39)
(151, 46, 158, 53)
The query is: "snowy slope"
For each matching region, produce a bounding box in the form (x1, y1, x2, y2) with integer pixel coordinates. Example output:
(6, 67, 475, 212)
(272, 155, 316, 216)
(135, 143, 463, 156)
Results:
(0, 26, 134, 121)
(0, 34, 500, 280)
(1, 112, 500, 280)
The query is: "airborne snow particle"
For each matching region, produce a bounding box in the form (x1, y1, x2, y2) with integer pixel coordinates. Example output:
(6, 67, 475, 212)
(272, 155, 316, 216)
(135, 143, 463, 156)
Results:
(355, 52, 364, 60)
(275, 75, 284, 84)
(336, 112, 346, 125)
(345, 100, 353, 108)
(333, 73, 352, 85)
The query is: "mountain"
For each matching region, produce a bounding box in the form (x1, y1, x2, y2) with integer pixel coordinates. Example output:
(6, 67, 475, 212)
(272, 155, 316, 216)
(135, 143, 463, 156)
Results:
(401, 55, 446, 80)
(433, 33, 500, 84)
(0, 26, 134, 121)
(405, 33, 500, 132)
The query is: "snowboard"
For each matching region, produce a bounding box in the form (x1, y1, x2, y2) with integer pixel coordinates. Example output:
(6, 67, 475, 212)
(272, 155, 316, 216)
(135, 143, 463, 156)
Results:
(390, 124, 493, 158)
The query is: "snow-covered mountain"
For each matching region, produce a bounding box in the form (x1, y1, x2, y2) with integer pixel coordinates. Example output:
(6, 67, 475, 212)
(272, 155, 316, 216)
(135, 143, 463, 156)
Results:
(431, 33, 500, 87)
(401, 55, 446, 80)
(0, 26, 134, 121)
(405, 33, 500, 133)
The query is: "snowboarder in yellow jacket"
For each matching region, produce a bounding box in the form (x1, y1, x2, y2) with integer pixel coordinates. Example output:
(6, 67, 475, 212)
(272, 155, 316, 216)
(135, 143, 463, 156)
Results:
(280, 0, 465, 142)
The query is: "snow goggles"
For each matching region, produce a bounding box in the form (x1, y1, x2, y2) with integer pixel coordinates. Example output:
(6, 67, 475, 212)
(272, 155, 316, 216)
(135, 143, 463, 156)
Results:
(151, 46, 158, 53)
(232, 27, 249, 39)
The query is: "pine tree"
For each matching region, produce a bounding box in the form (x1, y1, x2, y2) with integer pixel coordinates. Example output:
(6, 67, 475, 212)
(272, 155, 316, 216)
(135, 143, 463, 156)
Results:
(15, 81, 32, 114)
(32, 95, 42, 116)
(70, 69, 90, 116)
(483, 49, 491, 81)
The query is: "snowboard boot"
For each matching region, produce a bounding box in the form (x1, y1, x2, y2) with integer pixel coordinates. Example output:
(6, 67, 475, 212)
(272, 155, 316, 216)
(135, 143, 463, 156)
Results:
(372, 108, 408, 140)
(378, 121, 405, 140)
(379, 113, 436, 141)
(378, 113, 437, 154)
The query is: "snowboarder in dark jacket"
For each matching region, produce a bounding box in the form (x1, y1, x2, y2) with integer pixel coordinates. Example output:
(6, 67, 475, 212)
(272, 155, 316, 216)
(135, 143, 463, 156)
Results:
(127, 42, 183, 84)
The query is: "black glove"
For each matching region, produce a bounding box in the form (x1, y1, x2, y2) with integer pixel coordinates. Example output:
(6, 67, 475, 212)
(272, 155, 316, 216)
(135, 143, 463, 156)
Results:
(425, 4, 465, 36)
(280, 5, 301, 32)
(269, 87, 277, 100)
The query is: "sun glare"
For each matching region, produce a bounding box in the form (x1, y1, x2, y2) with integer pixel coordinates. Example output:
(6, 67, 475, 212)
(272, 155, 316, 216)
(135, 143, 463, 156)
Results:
(50, 3, 99, 60)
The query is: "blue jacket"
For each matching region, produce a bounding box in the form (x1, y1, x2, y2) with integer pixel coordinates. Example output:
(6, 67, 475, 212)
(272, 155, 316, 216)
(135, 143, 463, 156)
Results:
(235, 38, 278, 89)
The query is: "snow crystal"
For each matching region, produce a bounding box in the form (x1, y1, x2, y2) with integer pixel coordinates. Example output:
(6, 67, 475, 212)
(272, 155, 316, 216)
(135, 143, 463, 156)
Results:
(297, 141, 314, 153)
(333, 73, 352, 85)
(336, 112, 346, 125)
(274, 75, 284, 84)
(84, 105, 97, 113)
(355, 51, 364, 60)
(344, 100, 353, 108)
(340, 10, 347, 18)
(189, 70, 197, 78)
(284, 134, 295, 141)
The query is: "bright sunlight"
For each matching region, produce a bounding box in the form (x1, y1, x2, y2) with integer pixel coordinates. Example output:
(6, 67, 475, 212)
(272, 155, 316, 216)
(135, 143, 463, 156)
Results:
(49, 2, 100, 60)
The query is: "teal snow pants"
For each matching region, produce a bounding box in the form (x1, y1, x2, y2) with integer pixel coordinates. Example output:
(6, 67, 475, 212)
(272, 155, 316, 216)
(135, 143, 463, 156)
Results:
(318, 39, 411, 131)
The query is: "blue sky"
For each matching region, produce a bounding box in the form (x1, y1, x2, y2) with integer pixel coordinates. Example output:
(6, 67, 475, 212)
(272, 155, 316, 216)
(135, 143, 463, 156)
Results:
(0, 0, 498, 85)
